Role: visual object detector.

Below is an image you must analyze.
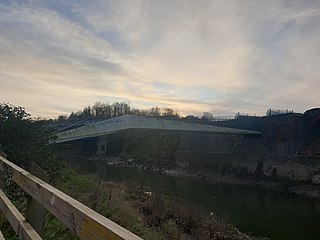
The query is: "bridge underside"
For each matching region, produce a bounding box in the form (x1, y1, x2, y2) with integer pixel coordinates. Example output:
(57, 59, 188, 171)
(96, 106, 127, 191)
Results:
(56, 115, 261, 143)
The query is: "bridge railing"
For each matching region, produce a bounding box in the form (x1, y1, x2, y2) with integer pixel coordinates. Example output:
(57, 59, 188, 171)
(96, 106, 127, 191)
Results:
(0, 156, 142, 240)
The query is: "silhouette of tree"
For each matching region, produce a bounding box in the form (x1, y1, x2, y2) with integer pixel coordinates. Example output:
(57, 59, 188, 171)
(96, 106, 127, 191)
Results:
(201, 112, 214, 121)
(0, 103, 56, 169)
(58, 101, 182, 121)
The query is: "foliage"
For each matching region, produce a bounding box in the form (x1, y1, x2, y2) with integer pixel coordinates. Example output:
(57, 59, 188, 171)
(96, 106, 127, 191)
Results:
(54, 168, 258, 240)
(103, 132, 180, 168)
(201, 112, 214, 121)
(0, 103, 57, 173)
(55, 101, 218, 127)
(0, 103, 62, 239)
(57, 101, 181, 122)
(0, 220, 19, 240)
(0, 165, 259, 239)
(44, 215, 78, 240)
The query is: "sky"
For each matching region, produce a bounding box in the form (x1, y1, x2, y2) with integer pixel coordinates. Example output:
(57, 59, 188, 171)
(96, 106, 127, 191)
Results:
(0, 0, 319, 118)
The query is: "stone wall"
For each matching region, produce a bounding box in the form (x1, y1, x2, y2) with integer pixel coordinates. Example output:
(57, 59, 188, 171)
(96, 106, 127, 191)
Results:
(261, 113, 306, 158)
(175, 132, 263, 178)
(175, 110, 320, 185)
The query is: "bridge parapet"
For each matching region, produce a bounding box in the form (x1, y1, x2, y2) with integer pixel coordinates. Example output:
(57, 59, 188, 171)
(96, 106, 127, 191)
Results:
(57, 115, 261, 143)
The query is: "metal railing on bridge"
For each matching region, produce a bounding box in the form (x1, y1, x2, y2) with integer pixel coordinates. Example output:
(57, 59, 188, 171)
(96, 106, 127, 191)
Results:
(0, 156, 142, 240)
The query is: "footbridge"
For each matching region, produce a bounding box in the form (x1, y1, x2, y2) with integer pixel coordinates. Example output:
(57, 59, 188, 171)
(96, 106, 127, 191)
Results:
(56, 115, 261, 143)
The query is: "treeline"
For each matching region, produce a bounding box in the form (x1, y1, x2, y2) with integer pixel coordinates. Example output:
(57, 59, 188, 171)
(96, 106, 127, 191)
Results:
(57, 101, 180, 122)
(0, 103, 56, 171)
(56, 101, 215, 122)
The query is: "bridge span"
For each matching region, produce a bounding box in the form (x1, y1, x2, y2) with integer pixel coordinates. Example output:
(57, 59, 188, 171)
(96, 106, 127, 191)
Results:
(56, 115, 261, 143)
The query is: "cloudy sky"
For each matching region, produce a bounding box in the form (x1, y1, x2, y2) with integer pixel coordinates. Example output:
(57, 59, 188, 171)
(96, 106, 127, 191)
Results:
(0, 0, 319, 118)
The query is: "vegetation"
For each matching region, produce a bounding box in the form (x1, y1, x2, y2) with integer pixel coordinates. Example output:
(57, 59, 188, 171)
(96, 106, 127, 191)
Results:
(0, 103, 258, 239)
(0, 102, 60, 238)
(54, 101, 216, 123)
(49, 167, 258, 240)
(57, 101, 181, 121)
(100, 132, 180, 168)
(0, 103, 57, 174)
(0, 164, 259, 240)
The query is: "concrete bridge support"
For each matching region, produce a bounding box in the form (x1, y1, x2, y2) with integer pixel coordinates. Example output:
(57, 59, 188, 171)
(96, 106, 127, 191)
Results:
(97, 136, 109, 157)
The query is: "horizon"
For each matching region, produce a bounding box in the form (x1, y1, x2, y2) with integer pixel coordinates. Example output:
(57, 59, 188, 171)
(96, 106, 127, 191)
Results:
(34, 101, 313, 120)
(1, 1, 319, 118)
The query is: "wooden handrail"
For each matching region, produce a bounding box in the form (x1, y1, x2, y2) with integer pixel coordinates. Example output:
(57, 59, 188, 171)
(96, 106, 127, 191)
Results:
(0, 230, 5, 240)
(0, 156, 142, 240)
(0, 189, 42, 240)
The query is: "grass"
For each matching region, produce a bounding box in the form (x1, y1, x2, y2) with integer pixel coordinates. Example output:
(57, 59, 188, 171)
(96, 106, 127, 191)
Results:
(1, 165, 262, 240)
(50, 166, 259, 240)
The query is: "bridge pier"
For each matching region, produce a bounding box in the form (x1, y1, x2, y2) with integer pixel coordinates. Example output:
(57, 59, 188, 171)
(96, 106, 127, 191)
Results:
(79, 138, 97, 157)
(97, 136, 109, 157)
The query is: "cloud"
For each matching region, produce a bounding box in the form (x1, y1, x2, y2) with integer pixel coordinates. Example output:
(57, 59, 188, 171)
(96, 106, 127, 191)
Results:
(0, 0, 319, 118)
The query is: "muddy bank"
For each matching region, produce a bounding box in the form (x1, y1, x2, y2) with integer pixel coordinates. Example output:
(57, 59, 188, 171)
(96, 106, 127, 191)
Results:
(57, 129, 320, 199)
(82, 155, 320, 199)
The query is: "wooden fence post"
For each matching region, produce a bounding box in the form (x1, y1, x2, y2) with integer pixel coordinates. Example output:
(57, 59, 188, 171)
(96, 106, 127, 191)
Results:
(26, 162, 50, 237)
(0, 150, 6, 188)
(0, 156, 143, 240)
(0, 150, 6, 224)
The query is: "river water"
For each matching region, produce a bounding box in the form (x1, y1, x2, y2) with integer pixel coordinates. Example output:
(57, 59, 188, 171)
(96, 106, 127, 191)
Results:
(72, 160, 320, 240)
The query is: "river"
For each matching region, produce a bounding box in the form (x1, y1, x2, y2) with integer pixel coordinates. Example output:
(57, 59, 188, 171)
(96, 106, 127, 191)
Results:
(71, 159, 320, 240)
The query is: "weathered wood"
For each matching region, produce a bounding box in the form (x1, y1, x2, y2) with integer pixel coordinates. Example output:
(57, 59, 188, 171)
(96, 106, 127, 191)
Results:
(0, 230, 5, 240)
(0, 171, 4, 190)
(0, 162, 5, 222)
(0, 156, 142, 240)
(26, 162, 50, 236)
(0, 189, 42, 240)
(0, 150, 7, 159)
(0, 151, 6, 188)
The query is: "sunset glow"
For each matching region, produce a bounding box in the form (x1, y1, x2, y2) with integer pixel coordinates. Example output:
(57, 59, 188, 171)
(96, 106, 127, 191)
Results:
(1, 0, 319, 118)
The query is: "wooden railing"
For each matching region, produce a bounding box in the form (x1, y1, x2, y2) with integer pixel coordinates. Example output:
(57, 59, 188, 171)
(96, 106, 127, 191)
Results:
(0, 156, 142, 240)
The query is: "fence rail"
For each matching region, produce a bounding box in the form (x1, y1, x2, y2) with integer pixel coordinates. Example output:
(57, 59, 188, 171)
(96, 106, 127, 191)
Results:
(0, 156, 142, 240)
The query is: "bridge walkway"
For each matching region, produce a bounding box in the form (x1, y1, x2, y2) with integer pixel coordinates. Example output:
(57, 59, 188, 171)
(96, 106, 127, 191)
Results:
(57, 115, 261, 143)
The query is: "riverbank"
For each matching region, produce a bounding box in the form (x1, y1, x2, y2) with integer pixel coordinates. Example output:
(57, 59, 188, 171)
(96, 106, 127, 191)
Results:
(64, 157, 320, 240)
(58, 130, 320, 200)
(0, 163, 261, 240)
(92, 156, 320, 199)
(55, 164, 262, 240)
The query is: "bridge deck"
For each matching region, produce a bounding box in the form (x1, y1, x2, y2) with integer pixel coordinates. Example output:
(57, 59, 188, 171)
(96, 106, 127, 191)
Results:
(57, 115, 261, 143)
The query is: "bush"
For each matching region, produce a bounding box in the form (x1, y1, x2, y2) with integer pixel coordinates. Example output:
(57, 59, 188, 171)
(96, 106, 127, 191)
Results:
(0, 102, 57, 176)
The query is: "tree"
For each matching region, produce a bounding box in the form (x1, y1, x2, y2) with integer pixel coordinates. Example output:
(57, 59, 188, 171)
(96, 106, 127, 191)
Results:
(82, 105, 93, 118)
(92, 101, 103, 117)
(201, 112, 214, 121)
(57, 115, 67, 122)
(0, 103, 56, 170)
(120, 102, 131, 115)
(56, 101, 182, 121)
(148, 107, 161, 117)
(161, 108, 180, 119)
(112, 102, 121, 117)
